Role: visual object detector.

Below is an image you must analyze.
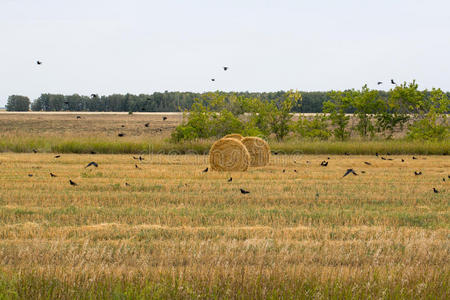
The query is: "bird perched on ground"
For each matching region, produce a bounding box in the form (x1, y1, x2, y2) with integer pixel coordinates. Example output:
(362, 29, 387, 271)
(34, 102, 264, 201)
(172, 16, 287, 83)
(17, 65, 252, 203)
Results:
(273, 152, 278, 155)
(433, 188, 439, 193)
(414, 171, 422, 176)
(28, 174, 33, 177)
(240, 188, 250, 194)
(443, 178, 446, 182)
(223, 66, 228, 71)
(364, 162, 371, 165)
(54, 155, 60, 158)
(294, 169, 297, 173)
(228, 177, 232, 182)
(377, 81, 382, 85)
(125, 182, 131, 187)
(327, 157, 330, 160)
(121, 125, 125, 128)
(118, 133, 125, 137)
(162, 116, 167, 121)
(361, 171, 366, 174)
(90, 151, 96, 154)
(375, 152, 379, 157)
(50, 173, 57, 177)
(139, 156, 144, 161)
(412, 156, 418, 160)
(381, 157, 387, 160)
(320, 161, 328, 167)
(344, 152, 350, 156)
(32, 149, 38, 153)
(69, 179, 77, 186)
(202, 167, 208, 173)
(144, 123, 150, 127)
(135, 164, 141, 169)
(76, 116, 81, 119)
(391, 79, 396, 84)
(343, 169, 358, 177)
(85, 161, 98, 168)
(282, 169, 286, 173)
(401, 159, 405, 162)
(36, 60, 42, 65)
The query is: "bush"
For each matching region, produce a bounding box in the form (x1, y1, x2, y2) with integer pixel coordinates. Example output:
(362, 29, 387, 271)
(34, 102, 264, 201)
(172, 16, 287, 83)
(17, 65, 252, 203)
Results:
(295, 114, 331, 140)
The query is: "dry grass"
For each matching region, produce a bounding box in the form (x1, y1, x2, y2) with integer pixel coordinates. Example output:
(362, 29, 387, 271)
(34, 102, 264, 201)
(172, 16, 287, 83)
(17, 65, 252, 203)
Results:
(0, 153, 448, 298)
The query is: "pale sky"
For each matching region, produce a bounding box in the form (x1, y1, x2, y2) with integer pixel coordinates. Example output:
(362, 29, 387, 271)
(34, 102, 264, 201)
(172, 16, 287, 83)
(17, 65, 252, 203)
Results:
(1, 0, 449, 106)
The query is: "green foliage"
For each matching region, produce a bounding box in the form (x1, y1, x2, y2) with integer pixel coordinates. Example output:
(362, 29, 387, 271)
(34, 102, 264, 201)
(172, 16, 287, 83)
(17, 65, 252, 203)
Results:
(352, 85, 384, 138)
(295, 114, 331, 140)
(6, 95, 30, 111)
(268, 90, 302, 141)
(323, 91, 352, 140)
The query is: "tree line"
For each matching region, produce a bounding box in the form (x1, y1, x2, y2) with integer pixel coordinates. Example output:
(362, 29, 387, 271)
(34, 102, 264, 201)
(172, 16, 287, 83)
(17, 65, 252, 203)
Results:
(6, 91, 351, 113)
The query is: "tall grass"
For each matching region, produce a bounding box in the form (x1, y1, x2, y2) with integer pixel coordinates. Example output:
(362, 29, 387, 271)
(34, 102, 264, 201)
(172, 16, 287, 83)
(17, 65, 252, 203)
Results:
(0, 136, 448, 154)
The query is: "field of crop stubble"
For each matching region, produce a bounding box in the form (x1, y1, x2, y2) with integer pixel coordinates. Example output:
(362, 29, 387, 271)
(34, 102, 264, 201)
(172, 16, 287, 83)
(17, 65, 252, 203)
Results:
(0, 150, 448, 298)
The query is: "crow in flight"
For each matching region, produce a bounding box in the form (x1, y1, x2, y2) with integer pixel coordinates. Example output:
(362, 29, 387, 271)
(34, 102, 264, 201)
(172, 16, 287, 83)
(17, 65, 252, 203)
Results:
(377, 81, 382, 85)
(202, 167, 208, 173)
(50, 173, 57, 177)
(69, 179, 77, 186)
(391, 79, 396, 84)
(211, 78, 215, 82)
(144, 123, 150, 127)
(91, 94, 98, 98)
(320, 161, 328, 167)
(240, 188, 250, 194)
(343, 169, 358, 177)
(85, 161, 98, 168)
(433, 188, 439, 193)
(223, 67, 228, 71)
(364, 162, 371, 165)
(36, 60, 42, 65)
(54, 155, 61, 158)
(228, 177, 232, 182)
(414, 171, 422, 176)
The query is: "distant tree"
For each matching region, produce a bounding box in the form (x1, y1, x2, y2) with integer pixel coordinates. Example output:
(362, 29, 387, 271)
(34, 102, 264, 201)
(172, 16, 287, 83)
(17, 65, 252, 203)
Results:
(323, 90, 353, 140)
(6, 95, 30, 111)
(268, 90, 302, 141)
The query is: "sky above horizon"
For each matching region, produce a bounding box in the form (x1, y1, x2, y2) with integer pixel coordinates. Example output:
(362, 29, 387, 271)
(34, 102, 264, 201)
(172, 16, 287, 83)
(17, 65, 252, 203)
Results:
(1, 0, 450, 106)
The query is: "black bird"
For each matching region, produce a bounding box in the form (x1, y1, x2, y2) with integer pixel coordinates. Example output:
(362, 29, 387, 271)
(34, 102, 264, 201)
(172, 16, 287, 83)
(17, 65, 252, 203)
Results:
(361, 171, 366, 174)
(211, 78, 215, 82)
(139, 156, 144, 161)
(28, 174, 33, 177)
(320, 161, 328, 167)
(387, 152, 391, 155)
(118, 133, 125, 137)
(448, 175, 450, 179)
(381, 157, 387, 160)
(162, 116, 167, 121)
(144, 123, 150, 127)
(306, 161, 310, 164)
(121, 125, 125, 128)
(91, 94, 98, 98)
(50, 173, 57, 177)
(375, 152, 379, 157)
(442, 178, 445, 182)
(327, 157, 330, 160)
(294, 170, 297, 173)
(125, 182, 131, 187)
(85, 161, 98, 168)
(54, 155, 61, 158)
(364, 162, 371, 165)
(377, 81, 382, 85)
(282, 169, 286, 173)
(344, 152, 350, 156)
(414, 171, 422, 176)
(386, 158, 393, 161)
(391, 79, 396, 85)
(433, 188, 439, 193)
(240, 188, 250, 194)
(228, 177, 232, 182)
(412, 156, 417, 160)
(223, 66, 228, 71)
(133, 156, 138, 160)
(76, 116, 81, 119)
(202, 167, 208, 173)
(135, 164, 141, 169)
(343, 169, 358, 177)
(90, 151, 96, 154)
(401, 159, 405, 162)
(273, 152, 278, 155)
(69, 179, 77, 186)
(36, 60, 42, 65)
(32, 149, 38, 153)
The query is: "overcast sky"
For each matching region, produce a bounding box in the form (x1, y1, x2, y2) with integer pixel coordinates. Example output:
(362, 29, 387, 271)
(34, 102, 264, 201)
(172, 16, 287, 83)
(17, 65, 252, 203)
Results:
(1, 0, 449, 106)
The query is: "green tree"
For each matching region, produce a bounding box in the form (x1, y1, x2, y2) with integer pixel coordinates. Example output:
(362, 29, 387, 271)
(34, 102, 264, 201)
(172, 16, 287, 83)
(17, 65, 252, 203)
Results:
(6, 95, 30, 111)
(268, 90, 301, 141)
(323, 90, 353, 140)
(352, 85, 384, 138)
(295, 114, 330, 140)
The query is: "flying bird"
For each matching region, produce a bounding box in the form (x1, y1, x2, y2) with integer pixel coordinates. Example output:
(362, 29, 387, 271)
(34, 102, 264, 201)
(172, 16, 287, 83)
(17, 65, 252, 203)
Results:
(228, 177, 232, 182)
(377, 81, 382, 85)
(364, 162, 371, 165)
(391, 79, 396, 85)
(433, 188, 439, 193)
(144, 123, 150, 127)
(240, 188, 250, 194)
(36, 60, 42, 65)
(202, 167, 208, 173)
(223, 66, 228, 71)
(85, 161, 98, 168)
(414, 171, 422, 176)
(91, 94, 98, 98)
(343, 169, 358, 177)
(211, 78, 215, 82)
(320, 161, 328, 167)
(69, 179, 77, 186)
(118, 133, 125, 137)
(50, 173, 57, 177)
(54, 155, 61, 158)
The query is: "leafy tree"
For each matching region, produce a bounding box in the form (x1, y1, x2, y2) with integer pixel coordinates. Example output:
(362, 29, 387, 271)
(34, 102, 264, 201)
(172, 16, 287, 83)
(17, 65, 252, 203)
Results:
(323, 90, 353, 140)
(6, 95, 30, 111)
(268, 90, 302, 141)
(295, 114, 330, 140)
(351, 85, 384, 138)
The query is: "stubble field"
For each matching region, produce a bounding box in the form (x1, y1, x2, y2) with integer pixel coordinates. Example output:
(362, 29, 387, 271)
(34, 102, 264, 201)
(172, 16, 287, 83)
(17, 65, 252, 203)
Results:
(0, 152, 448, 299)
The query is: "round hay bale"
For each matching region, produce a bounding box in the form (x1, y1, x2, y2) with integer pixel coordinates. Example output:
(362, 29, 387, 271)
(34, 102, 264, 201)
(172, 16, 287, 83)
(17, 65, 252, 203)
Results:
(241, 137, 270, 167)
(223, 133, 243, 141)
(209, 138, 250, 172)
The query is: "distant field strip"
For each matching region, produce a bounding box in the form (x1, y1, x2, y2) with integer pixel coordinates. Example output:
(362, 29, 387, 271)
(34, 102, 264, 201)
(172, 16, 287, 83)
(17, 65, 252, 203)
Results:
(0, 153, 448, 298)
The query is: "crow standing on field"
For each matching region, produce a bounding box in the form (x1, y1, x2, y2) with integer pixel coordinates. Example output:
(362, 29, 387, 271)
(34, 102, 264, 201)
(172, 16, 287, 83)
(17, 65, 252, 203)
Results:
(125, 182, 131, 187)
(228, 177, 232, 182)
(32, 149, 38, 153)
(54, 155, 61, 158)
(320, 161, 328, 167)
(343, 169, 358, 177)
(202, 167, 208, 173)
(50, 173, 57, 177)
(69, 179, 77, 186)
(240, 188, 250, 194)
(364, 162, 371, 165)
(144, 123, 150, 127)
(433, 188, 439, 193)
(414, 171, 422, 176)
(118, 133, 125, 137)
(135, 164, 141, 169)
(76, 116, 81, 119)
(85, 161, 98, 168)
(162, 116, 168, 121)
(412, 156, 418, 160)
